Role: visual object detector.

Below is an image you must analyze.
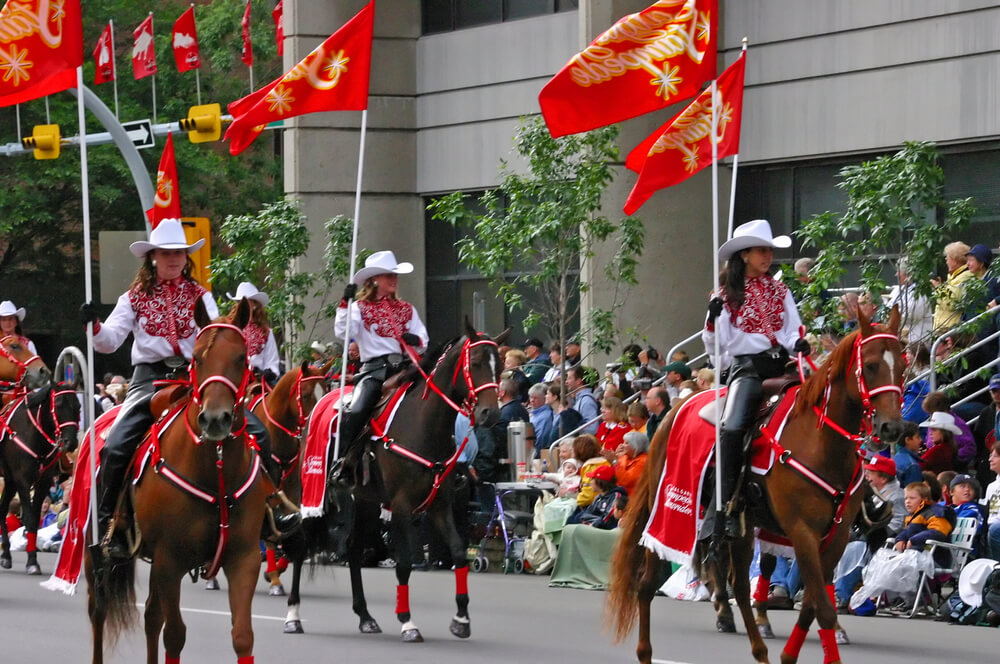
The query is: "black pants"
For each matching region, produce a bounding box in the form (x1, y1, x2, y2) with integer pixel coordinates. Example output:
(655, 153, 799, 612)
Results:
(334, 357, 399, 460)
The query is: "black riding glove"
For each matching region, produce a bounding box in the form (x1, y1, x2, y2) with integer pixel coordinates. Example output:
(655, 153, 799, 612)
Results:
(707, 297, 724, 322)
(262, 369, 278, 385)
(80, 302, 100, 326)
(793, 338, 811, 356)
(342, 283, 358, 303)
(401, 333, 421, 348)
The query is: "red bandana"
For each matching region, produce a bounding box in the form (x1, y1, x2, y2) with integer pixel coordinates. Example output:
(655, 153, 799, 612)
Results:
(727, 275, 787, 345)
(244, 322, 268, 358)
(358, 297, 412, 339)
(129, 278, 206, 354)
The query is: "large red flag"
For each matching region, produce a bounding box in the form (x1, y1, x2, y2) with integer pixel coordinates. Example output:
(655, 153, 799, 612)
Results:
(623, 51, 745, 215)
(273, 0, 284, 56)
(225, 0, 374, 156)
(146, 133, 182, 228)
(0, 0, 82, 107)
(240, 1, 253, 67)
(132, 14, 156, 80)
(538, 0, 716, 138)
(172, 6, 200, 73)
(93, 22, 114, 85)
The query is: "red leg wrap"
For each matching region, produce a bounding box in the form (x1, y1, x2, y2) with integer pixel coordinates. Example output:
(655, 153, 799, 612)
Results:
(825, 584, 836, 606)
(277, 555, 288, 573)
(25, 532, 36, 553)
(165, 656, 180, 664)
(236, 657, 254, 664)
(396, 585, 410, 615)
(455, 566, 469, 595)
(782, 623, 809, 660)
(818, 628, 840, 663)
(265, 548, 278, 574)
(753, 575, 770, 603)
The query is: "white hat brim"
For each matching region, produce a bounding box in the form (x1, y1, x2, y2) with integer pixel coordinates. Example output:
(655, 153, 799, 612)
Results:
(958, 558, 999, 607)
(718, 234, 792, 262)
(129, 238, 205, 257)
(227, 292, 269, 306)
(352, 262, 414, 285)
(0, 304, 26, 321)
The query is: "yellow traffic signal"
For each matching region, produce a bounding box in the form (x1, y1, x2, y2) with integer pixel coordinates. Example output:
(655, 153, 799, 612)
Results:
(22, 124, 61, 159)
(179, 103, 222, 143)
(181, 217, 212, 289)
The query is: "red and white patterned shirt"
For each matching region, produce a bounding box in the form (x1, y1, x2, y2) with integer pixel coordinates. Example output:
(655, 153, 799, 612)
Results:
(244, 322, 279, 375)
(335, 296, 428, 363)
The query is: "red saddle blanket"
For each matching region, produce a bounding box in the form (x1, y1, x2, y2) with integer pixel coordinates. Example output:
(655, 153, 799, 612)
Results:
(640, 385, 800, 565)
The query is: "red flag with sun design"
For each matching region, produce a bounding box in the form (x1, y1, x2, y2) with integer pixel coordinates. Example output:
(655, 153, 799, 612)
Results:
(225, 0, 374, 156)
(146, 133, 182, 228)
(623, 51, 745, 215)
(0, 0, 83, 107)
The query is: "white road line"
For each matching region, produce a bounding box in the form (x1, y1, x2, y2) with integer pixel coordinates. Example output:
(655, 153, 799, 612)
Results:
(135, 604, 291, 622)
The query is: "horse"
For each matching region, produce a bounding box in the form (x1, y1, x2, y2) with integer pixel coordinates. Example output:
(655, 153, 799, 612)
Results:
(0, 334, 51, 393)
(285, 320, 507, 640)
(0, 382, 80, 574)
(608, 307, 904, 664)
(85, 298, 271, 664)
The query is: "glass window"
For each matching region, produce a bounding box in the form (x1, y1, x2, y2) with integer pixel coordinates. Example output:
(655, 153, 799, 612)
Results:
(456, 0, 501, 29)
(504, 0, 554, 21)
(556, 0, 579, 10)
(422, 0, 571, 35)
(422, 0, 453, 34)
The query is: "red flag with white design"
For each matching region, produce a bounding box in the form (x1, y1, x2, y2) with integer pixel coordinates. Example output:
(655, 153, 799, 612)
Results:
(132, 14, 157, 80)
(241, 0, 253, 67)
(93, 22, 115, 85)
(225, 0, 374, 156)
(538, 0, 716, 138)
(0, 0, 83, 107)
(273, 0, 284, 56)
(623, 51, 745, 215)
(146, 133, 182, 228)
(172, 6, 200, 73)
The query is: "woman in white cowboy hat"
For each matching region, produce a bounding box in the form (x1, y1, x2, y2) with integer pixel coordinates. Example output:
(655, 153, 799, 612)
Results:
(703, 219, 809, 539)
(0, 300, 36, 354)
(331, 250, 429, 481)
(919, 410, 962, 474)
(227, 282, 280, 381)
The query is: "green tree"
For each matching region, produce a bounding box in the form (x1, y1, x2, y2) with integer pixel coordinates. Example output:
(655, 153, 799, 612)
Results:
(428, 116, 644, 375)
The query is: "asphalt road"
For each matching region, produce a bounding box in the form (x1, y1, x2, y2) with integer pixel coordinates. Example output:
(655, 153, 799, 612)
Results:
(0, 551, 996, 663)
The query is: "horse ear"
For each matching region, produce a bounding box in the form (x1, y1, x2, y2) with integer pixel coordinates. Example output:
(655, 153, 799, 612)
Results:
(320, 357, 336, 375)
(494, 328, 512, 346)
(233, 297, 251, 329)
(887, 304, 901, 335)
(857, 302, 872, 337)
(194, 297, 212, 328)
(463, 315, 477, 339)
(299, 359, 311, 373)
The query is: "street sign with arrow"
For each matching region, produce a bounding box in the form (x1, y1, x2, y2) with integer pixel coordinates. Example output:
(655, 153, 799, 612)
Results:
(122, 119, 155, 150)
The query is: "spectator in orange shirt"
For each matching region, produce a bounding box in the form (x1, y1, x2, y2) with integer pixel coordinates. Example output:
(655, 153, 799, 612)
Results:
(614, 431, 650, 497)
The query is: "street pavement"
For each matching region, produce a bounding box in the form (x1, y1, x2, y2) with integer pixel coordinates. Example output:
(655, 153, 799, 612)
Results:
(0, 551, 996, 663)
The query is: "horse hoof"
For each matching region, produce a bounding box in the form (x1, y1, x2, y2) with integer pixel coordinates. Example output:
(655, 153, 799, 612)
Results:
(401, 628, 424, 643)
(359, 619, 382, 634)
(0, 557, 11, 570)
(283, 620, 304, 634)
(757, 623, 774, 639)
(716, 617, 736, 633)
(268, 584, 286, 597)
(26, 564, 41, 576)
(450, 619, 471, 639)
(204, 578, 220, 590)
(835, 630, 850, 646)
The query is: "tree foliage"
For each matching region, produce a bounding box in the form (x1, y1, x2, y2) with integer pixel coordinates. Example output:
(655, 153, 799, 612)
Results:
(428, 116, 644, 359)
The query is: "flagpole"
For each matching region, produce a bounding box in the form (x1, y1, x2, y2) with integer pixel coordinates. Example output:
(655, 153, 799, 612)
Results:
(195, 69, 202, 106)
(726, 40, 748, 240)
(334, 109, 368, 462)
(76, 67, 99, 546)
(15, 104, 21, 142)
(110, 19, 119, 120)
(710, 76, 724, 521)
(249, 65, 255, 93)
(152, 73, 157, 125)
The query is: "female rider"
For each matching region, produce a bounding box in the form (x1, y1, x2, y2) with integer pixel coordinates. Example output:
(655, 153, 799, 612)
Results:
(226, 282, 280, 384)
(0, 300, 37, 354)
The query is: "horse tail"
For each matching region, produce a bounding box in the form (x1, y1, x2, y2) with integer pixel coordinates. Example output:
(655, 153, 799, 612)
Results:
(607, 407, 673, 643)
(95, 557, 138, 647)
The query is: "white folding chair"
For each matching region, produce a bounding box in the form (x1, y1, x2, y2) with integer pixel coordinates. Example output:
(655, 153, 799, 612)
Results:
(907, 516, 979, 617)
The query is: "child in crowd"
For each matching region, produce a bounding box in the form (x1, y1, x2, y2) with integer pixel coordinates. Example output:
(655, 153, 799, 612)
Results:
(542, 458, 582, 498)
(984, 443, 1000, 558)
(895, 482, 955, 565)
(892, 421, 924, 487)
(575, 434, 611, 508)
(567, 465, 627, 530)
(937, 470, 957, 506)
(948, 474, 986, 556)
(919, 411, 961, 474)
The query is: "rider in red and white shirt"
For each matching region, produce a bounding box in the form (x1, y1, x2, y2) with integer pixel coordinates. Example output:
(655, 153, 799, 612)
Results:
(226, 282, 280, 381)
(332, 251, 428, 480)
(0, 300, 38, 355)
(702, 219, 809, 539)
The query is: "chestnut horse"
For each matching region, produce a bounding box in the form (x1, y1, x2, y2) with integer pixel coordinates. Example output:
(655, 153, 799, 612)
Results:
(85, 298, 270, 664)
(0, 334, 51, 392)
(0, 382, 80, 574)
(609, 308, 904, 664)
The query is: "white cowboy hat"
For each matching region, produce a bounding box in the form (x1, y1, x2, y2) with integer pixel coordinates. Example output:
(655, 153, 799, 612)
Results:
(958, 558, 1000, 607)
(226, 282, 269, 306)
(0, 300, 26, 321)
(352, 250, 413, 285)
(718, 219, 792, 262)
(129, 218, 206, 257)
(918, 411, 962, 436)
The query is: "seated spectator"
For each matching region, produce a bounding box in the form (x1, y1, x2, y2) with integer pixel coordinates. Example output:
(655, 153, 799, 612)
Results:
(40, 496, 58, 529)
(893, 421, 925, 487)
(920, 393, 974, 470)
(540, 384, 583, 451)
(901, 345, 931, 424)
(596, 396, 629, 457)
(521, 337, 551, 385)
(527, 383, 554, 460)
(574, 434, 611, 508)
(542, 458, 581, 498)
(672, 379, 699, 406)
(644, 387, 670, 439)
(935, 471, 956, 506)
(894, 481, 955, 567)
(931, 240, 973, 334)
(567, 365, 600, 434)
(972, 373, 1000, 488)
(602, 384, 625, 401)
(542, 343, 565, 384)
(661, 361, 692, 401)
(948, 474, 986, 557)
(886, 256, 933, 352)
(626, 401, 649, 436)
(920, 412, 961, 474)
(984, 443, 1000, 558)
(501, 349, 531, 403)
(567, 465, 627, 530)
(695, 367, 715, 391)
(614, 431, 649, 497)
(5, 495, 21, 533)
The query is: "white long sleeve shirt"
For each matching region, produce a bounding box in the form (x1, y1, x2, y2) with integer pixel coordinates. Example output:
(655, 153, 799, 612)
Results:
(245, 323, 280, 375)
(334, 296, 428, 363)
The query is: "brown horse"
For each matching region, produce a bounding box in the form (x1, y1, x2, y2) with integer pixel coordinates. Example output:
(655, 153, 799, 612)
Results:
(0, 334, 51, 392)
(85, 298, 270, 664)
(0, 382, 80, 574)
(609, 308, 904, 664)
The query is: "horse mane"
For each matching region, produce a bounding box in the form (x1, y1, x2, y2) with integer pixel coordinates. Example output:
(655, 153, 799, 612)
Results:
(793, 330, 859, 414)
(26, 383, 53, 408)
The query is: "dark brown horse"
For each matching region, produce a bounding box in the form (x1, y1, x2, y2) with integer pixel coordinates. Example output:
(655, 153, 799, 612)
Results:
(0, 334, 51, 392)
(609, 308, 904, 664)
(85, 298, 270, 664)
(284, 320, 507, 640)
(0, 382, 80, 574)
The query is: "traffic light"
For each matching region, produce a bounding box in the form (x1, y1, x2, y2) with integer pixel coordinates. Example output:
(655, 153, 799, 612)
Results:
(181, 217, 212, 289)
(22, 124, 61, 159)
(180, 103, 222, 143)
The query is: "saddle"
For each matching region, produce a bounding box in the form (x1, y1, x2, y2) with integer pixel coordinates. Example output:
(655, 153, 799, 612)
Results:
(149, 383, 191, 419)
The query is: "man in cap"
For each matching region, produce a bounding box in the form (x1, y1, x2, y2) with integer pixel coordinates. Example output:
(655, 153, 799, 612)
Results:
(521, 337, 551, 385)
(662, 360, 692, 401)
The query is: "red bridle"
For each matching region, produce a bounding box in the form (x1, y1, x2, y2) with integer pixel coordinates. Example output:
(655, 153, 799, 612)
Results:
(0, 335, 43, 389)
(183, 323, 253, 444)
(256, 368, 327, 440)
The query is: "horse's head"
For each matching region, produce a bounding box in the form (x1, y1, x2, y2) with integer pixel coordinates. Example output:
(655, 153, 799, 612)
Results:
(443, 318, 509, 428)
(191, 298, 252, 441)
(852, 305, 905, 447)
(0, 335, 51, 389)
(50, 383, 81, 453)
(297, 359, 332, 411)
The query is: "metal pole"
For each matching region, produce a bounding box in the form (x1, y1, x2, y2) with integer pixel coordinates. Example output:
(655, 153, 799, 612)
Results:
(110, 19, 119, 120)
(710, 77, 723, 516)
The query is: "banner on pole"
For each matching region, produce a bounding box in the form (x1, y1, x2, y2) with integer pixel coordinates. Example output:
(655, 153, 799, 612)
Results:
(273, 0, 284, 56)
(132, 14, 157, 80)
(146, 133, 182, 227)
(0, 0, 83, 107)
(241, 0, 253, 67)
(172, 6, 200, 73)
(93, 22, 115, 85)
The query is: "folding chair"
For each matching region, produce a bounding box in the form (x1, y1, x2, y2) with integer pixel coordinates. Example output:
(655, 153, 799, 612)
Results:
(907, 516, 979, 618)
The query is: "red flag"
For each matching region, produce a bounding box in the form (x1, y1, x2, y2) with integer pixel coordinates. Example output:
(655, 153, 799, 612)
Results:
(538, 0, 716, 138)
(225, 0, 374, 156)
(623, 52, 745, 215)
(132, 14, 157, 80)
(0, 0, 82, 107)
(241, 1, 253, 67)
(273, 0, 284, 56)
(93, 22, 115, 85)
(172, 6, 200, 73)
(146, 133, 182, 228)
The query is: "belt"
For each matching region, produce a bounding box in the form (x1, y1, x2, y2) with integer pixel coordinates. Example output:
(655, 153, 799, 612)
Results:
(362, 354, 405, 372)
(136, 356, 187, 377)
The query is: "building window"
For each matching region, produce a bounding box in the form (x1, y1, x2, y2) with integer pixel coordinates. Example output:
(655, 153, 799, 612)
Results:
(422, 0, 575, 35)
